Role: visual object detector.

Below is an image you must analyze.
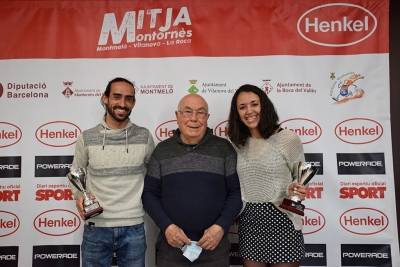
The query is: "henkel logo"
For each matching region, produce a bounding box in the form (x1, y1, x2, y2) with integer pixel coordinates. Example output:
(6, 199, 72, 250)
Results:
(34, 209, 81, 236)
(335, 118, 383, 144)
(280, 118, 322, 144)
(0, 83, 3, 98)
(0, 210, 20, 237)
(297, 3, 377, 47)
(214, 120, 228, 139)
(155, 120, 176, 142)
(0, 122, 22, 148)
(340, 207, 388, 235)
(35, 121, 81, 147)
(340, 186, 386, 199)
(302, 208, 325, 235)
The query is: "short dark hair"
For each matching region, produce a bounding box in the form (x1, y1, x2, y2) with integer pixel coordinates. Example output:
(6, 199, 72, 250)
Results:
(101, 77, 135, 112)
(228, 84, 280, 147)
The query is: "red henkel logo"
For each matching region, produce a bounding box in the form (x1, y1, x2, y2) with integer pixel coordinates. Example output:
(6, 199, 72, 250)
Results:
(0, 210, 20, 237)
(155, 120, 176, 142)
(0, 83, 3, 98)
(297, 3, 377, 47)
(340, 207, 388, 235)
(340, 186, 386, 199)
(34, 209, 81, 236)
(214, 120, 228, 139)
(335, 118, 383, 144)
(35, 121, 81, 147)
(301, 208, 325, 235)
(0, 122, 22, 148)
(280, 118, 322, 144)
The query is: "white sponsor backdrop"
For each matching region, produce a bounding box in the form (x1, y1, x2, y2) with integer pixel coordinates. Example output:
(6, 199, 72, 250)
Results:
(0, 53, 398, 266)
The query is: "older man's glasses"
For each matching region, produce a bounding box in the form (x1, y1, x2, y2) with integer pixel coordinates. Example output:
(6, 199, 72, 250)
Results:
(178, 109, 208, 119)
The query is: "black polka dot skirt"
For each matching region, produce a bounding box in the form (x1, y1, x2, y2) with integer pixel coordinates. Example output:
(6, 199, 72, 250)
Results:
(238, 202, 305, 263)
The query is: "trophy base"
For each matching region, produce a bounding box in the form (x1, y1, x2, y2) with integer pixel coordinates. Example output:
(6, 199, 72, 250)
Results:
(279, 198, 305, 216)
(84, 202, 103, 220)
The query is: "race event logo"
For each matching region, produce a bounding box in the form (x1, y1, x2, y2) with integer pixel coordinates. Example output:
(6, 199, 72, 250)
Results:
(35, 156, 73, 177)
(97, 7, 192, 51)
(61, 81, 102, 98)
(32, 245, 80, 267)
(35, 121, 81, 147)
(280, 118, 322, 144)
(340, 208, 388, 235)
(297, 3, 377, 47)
(337, 153, 385, 175)
(0, 157, 21, 178)
(330, 73, 365, 104)
(0, 210, 20, 238)
(0, 122, 22, 148)
(335, 118, 383, 144)
(0, 246, 18, 267)
(341, 244, 391, 266)
(33, 209, 81, 236)
(301, 244, 327, 266)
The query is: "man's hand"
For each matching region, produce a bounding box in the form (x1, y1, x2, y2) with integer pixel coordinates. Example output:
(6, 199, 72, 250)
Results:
(197, 224, 224, 250)
(165, 224, 191, 248)
(75, 194, 95, 221)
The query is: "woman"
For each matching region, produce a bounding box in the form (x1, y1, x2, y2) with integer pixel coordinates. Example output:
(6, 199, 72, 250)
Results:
(228, 84, 307, 267)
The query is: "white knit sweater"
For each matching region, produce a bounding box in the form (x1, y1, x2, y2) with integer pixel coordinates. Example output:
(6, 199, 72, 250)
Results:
(234, 129, 305, 230)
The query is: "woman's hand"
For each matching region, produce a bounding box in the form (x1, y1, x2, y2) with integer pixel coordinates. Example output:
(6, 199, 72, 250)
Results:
(289, 183, 307, 201)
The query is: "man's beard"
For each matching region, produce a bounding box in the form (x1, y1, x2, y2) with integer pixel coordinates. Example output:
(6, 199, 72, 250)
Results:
(106, 104, 132, 122)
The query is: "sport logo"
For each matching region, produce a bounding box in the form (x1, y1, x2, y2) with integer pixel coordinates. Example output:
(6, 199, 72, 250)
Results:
(340, 207, 388, 235)
(0, 210, 20, 237)
(335, 118, 383, 144)
(33, 209, 81, 236)
(155, 120, 176, 142)
(297, 3, 377, 47)
(35, 121, 81, 147)
(280, 118, 322, 144)
(0, 122, 22, 148)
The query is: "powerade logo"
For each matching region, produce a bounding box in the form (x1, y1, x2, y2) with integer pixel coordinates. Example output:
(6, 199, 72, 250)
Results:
(341, 244, 391, 266)
(35, 156, 73, 177)
(0, 246, 18, 267)
(0, 157, 21, 178)
(304, 153, 323, 175)
(301, 244, 327, 266)
(32, 245, 80, 267)
(229, 243, 241, 265)
(337, 153, 385, 175)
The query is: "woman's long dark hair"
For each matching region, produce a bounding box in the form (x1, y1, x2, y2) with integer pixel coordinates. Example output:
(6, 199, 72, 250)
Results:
(228, 84, 280, 147)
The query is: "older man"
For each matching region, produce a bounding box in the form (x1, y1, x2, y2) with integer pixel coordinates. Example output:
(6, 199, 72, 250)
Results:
(142, 94, 242, 266)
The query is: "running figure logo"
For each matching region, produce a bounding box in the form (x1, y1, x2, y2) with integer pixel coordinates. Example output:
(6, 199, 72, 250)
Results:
(332, 74, 364, 104)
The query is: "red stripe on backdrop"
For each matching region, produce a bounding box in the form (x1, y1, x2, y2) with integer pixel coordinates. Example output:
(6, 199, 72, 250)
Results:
(0, 0, 389, 59)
